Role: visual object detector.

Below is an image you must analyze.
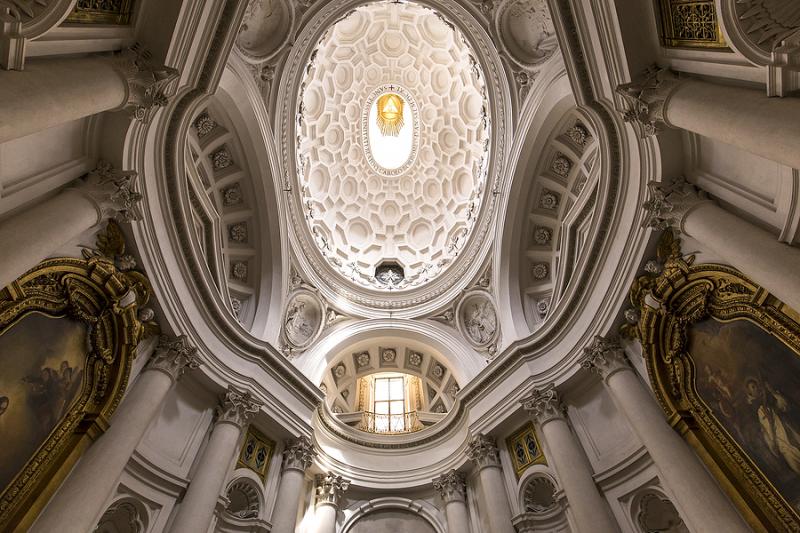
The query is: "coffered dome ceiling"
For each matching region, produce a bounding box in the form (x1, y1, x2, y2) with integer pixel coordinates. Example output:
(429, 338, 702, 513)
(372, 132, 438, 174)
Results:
(296, 1, 491, 292)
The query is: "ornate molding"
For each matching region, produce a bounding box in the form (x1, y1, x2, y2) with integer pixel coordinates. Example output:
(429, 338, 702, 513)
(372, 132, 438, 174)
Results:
(145, 334, 202, 382)
(581, 335, 631, 382)
(282, 436, 315, 472)
(520, 384, 565, 427)
(70, 161, 143, 223)
(433, 469, 467, 503)
(466, 433, 501, 469)
(0, 0, 76, 70)
(112, 44, 180, 122)
(615, 66, 683, 137)
(315, 472, 350, 508)
(642, 177, 713, 232)
(215, 387, 262, 428)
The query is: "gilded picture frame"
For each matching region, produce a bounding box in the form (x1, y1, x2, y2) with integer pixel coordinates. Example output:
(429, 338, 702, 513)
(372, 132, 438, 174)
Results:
(625, 231, 800, 532)
(0, 254, 151, 532)
(65, 0, 134, 25)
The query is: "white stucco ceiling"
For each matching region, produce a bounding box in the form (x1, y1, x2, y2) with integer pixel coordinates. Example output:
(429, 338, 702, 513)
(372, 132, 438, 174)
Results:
(296, 1, 490, 291)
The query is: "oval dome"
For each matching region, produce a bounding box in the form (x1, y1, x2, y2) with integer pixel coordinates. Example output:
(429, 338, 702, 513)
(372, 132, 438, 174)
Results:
(295, 1, 490, 291)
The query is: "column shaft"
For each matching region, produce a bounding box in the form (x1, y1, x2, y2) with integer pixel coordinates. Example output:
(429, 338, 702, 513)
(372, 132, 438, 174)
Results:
(444, 499, 471, 532)
(171, 421, 242, 533)
(314, 503, 337, 533)
(0, 57, 127, 143)
(270, 468, 305, 533)
(476, 466, 515, 533)
(665, 80, 800, 170)
(606, 369, 750, 532)
(684, 201, 800, 313)
(538, 418, 620, 533)
(29, 369, 174, 533)
(0, 190, 100, 288)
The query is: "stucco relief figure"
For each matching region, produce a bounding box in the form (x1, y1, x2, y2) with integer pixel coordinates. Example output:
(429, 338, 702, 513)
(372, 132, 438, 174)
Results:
(283, 293, 323, 348)
(462, 297, 497, 346)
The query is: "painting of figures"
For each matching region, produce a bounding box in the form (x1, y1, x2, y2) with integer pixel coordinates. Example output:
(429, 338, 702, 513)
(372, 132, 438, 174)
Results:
(0, 312, 87, 492)
(690, 318, 800, 513)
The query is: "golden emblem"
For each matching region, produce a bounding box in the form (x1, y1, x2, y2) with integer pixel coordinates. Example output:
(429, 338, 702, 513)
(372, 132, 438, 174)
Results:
(376, 93, 405, 137)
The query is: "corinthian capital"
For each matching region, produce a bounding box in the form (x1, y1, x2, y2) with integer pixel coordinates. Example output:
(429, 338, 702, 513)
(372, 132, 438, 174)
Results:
(145, 335, 201, 382)
(433, 470, 466, 503)
(215, 387, 261, 428)
(282, 436, 315, 472)
(615, 66, 682, 137)
(71, 160, 143, 223)
(520, 384, 565, 427)
(642, 177, 713, 232)
(113, 44, 179, 122)
(315, 473, 350, 508)
(466, 433, 500, 469)
(581, 335, 630, 382)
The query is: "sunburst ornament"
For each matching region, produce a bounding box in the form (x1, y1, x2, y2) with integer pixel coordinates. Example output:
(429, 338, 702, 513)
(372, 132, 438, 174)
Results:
(376, 93, 405, 137)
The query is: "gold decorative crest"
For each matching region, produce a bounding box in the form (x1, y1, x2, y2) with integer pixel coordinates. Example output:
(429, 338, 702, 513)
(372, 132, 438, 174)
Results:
(625, 230, 800, 532)
(376, 93, 405, 137)
(0, 228, 152, 531)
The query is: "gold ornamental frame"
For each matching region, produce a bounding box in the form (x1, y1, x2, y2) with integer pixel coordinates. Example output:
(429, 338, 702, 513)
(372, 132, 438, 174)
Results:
(65, 0, 134, 25)
(656, 0, 727, 49)
(0, 254, 151, 532)
(624, 230, 800, 532)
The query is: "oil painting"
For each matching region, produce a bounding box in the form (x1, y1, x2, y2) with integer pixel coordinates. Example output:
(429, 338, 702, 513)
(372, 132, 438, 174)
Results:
(0, 312, 88, 492)
(690, 318, 800, 513)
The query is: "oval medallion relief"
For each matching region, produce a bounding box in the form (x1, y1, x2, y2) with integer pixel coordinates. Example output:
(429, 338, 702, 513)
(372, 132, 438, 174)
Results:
(457, 291, 499, 347)
(283, 290, 323, 349)
(495, 0, 557, 67)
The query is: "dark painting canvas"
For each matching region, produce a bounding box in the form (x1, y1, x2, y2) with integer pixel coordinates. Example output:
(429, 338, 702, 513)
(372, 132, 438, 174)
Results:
(0, 313, 87, 491)
(690, 318, 800, 513)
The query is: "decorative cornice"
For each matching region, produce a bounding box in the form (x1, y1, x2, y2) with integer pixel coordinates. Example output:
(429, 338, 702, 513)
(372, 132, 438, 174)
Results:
(432, 469, 467, 503)
(145, 335, 202, 383)
(642, 177, 714, 232)
(520, 384, 566, 427)
(615, 66, 683, 137)
(282, 436, 316, 472)
(71, 160, 143, 223)
(315, 472, 350, 508)
(581, 335, 630, 383)
(113, 44, 180, 122)
(215, 387, 261, 428)
(466, 433, 501, 469)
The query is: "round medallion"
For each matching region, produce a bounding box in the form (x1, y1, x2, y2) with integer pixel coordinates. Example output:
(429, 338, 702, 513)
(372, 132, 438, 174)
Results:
(283, 290, 324, 349)
(457, 291, 499, 347)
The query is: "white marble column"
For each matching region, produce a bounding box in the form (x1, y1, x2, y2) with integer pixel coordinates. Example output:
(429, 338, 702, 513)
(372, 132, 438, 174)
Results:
(466, 434, 515, 533)
(271, 437, 316, 533)
(616, 66, 800, 169)
(433, 470, 471, 533)
(582, 336, 750, 532)
(313, 473, 350, 533)
(520, 386, 620, 533)
(30, 336, 201, 533)
(171, 388, 262, 533)
(643, 177, 800, 312)
(0, 161, 142, 289)
(0, 46, 178, 143)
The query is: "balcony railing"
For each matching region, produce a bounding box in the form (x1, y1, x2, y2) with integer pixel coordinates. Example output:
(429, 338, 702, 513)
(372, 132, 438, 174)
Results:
(358, 410, 423, 434)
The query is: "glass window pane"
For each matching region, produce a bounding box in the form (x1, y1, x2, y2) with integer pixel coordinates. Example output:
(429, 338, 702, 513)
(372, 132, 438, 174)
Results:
(375, 414, 389, 433)
(375, 401, 389, 414)
(389, 378, 404, 400)
(375, 378, 389, 401)
(390, 400, 404, 414)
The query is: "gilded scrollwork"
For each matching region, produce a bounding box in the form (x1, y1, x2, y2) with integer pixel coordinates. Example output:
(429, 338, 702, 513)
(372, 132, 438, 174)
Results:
(0, 230, 152, 531)
(625, 229, 800, 532)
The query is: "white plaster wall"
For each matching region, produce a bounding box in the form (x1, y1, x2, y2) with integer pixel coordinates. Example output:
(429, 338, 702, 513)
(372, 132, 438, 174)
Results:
(685, 133, 800, 245)
(567, 381, 640, 473)
(0, 117, 95, 216)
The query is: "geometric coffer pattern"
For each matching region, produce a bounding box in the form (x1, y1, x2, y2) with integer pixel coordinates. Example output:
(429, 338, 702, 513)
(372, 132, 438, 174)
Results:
(297, 1, 490, 290)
